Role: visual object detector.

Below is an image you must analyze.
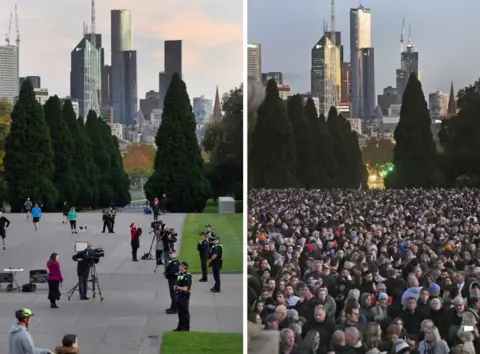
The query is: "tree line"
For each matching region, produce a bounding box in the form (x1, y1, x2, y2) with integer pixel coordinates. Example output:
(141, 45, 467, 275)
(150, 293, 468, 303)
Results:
(249, 79, 367, 189)
(3, 80, 130, 212)
(144, 73, 243, 212)
(385, 73, 480, 189)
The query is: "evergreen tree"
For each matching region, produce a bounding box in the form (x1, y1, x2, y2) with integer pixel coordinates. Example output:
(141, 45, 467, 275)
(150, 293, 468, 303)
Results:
(144, 73, 210, 212)
(287, 94, 318, 187)
(62, 102, 92, 207)
(304, 99, 337, 188)
(4, 80, 58, 211)
(249, 79, 297, 188)
(77, 116, 99, 207)
(44, 96, 79, 208)
(385, 73, 438, 188)
(350, 131, 368, 188)
(97, 119, 130, 206)
(326, 107, 350, 188)
(85, 111, 113, 206)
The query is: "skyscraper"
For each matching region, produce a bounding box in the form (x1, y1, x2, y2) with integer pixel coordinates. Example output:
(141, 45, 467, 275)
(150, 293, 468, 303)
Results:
(0, 45, 19, 104)
(248, 44, 261, 82)
(261, 72, 283, 86)
(311, 35, 341, 115)
(70, 35, 102, 119)
(193, 96, 213, 125)
(341, 62, 351, 102)
(19, 76, 41, 89)
(396, 42, 419, 96)
(111, 9, 138, 126)
(350, 5, 374, 119)
(159, 40, 182, 109)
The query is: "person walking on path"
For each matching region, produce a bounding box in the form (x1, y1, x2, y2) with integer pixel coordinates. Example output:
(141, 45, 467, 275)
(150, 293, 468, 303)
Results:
(0, 211, 10, 250)
(8, 308, 52, 354)
(47, 253, 63, 308)
(31, 204, 42, 231)
(67, 207, 77, 234)
(24, 198, 32, 220)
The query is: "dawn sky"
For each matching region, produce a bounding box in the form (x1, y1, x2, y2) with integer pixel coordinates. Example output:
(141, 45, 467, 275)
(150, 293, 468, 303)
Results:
(248, 0, 480, 98)
(0, 0, 242, 103)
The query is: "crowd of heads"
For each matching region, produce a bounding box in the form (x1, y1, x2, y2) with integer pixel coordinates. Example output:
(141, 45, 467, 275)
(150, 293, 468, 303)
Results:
(247, 188, 480, 354)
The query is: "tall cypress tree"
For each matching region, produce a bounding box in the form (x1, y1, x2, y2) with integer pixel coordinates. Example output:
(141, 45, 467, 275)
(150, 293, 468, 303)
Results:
(85, 111, 113, 206)
(326, 107, 350, 187)
(112, 135, 131, 206)
(386, 73, 438, 188)
(63, 102, 92, 207)
(305, 99, 337, 188)
(350, 131, 368, 188)
(144, 73, 210, 212)
(287, 94, 318, 187)
(77, 116, 99, 207)
(4, 80, 58, 211)
(249, 79, 297, 188)
(44, 96, 79, 208)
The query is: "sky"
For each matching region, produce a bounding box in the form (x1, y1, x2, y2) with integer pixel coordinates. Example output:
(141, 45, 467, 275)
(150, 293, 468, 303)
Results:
(248, 0, 480, 98)
(0, 0, 243, 103)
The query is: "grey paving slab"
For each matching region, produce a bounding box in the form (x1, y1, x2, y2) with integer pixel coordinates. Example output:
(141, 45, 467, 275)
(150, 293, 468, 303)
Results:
(0, 212, 243, 354)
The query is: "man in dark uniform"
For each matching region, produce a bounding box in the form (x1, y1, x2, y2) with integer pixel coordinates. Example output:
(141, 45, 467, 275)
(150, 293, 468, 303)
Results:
(164, 250, 180, 314)
(197, 232, 209, 282)
(173, 261, 192, 331)
(209, 236, 223, 293)
(205, 224, 214, 251)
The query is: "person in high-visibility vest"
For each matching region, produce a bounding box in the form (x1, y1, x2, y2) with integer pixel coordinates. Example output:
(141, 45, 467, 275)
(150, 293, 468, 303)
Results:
(209, 236, 223, 293)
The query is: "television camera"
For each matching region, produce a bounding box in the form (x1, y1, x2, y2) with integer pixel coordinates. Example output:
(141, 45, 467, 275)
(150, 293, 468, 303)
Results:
(83, 247, 105, 263)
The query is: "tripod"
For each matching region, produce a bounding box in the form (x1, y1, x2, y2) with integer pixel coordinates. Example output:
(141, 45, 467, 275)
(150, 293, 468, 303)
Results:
(141, 230, 156, 260)
(67, 264, 104, 301)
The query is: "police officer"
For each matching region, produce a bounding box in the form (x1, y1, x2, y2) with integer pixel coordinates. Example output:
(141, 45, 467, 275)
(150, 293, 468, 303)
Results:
(205, 224, 214, 251)
(173, 261, 192, 331)
(164, 250, 180, 314)
(197, 232, 209, 282)
(209, 236, 223, 293)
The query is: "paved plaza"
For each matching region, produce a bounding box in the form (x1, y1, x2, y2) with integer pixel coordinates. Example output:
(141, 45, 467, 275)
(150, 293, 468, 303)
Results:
(0, 212, 243, 354)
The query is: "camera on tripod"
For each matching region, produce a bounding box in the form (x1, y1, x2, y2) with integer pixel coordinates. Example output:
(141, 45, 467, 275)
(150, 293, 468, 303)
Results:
(84, 248, 105, 262)
(151, 220, 165, 230)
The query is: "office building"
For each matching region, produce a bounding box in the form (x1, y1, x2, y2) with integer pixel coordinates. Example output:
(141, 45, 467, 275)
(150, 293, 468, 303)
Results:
(19, 76, 41, 89)
(0, 45, 19, 104)
(350, 5, 374, 119)
(100, 106, 114, 123)
(140, 90, 161, 119)
(101, 65, 111, 106)
(396, 44, 419, 96)
(193, 96, 213, 125)
(377, 86, 401, 115)
(262, 72, 283, 86)
(109, 123, 124, 139)
(429, 91, 449, 119)
(341, 62, 351, 102)
(277, 84, 292, 101)
(311, 35, 341, 114)
(248, 43, 262, 82)
(70, 35, 102, 119)
(59, 97, 80, 118)
(300, 94, 321, 115)
(34, 88, 49, 105)
(111, 9, 138, 126)
(159, 40, 182, 109)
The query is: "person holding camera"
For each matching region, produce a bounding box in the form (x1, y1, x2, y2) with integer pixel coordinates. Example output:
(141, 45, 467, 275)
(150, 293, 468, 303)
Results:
(72, 245, 98, 300)
(9, 308, 53, 354)
(209, 236, 223, 293)
(173, 261, 192, 332)
(164, 250, 180, 314)
(130, 223, 142, 262)
(197, 232, 209, 282)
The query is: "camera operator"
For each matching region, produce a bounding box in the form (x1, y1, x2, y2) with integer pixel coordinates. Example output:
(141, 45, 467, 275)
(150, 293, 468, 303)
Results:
(72, 245, 99, 300)
(161, 227, 177, 265)
(164, 250, 180, 314)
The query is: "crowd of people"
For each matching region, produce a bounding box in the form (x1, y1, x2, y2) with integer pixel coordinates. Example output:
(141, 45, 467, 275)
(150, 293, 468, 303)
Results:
(247, 188, 480, 354)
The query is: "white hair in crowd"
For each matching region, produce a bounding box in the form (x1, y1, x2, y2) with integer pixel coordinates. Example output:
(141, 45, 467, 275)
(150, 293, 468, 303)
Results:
(347, 289, 360, 301)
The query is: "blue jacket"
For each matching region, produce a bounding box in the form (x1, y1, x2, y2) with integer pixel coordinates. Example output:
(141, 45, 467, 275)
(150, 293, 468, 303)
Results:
(31, 207, 41, 218)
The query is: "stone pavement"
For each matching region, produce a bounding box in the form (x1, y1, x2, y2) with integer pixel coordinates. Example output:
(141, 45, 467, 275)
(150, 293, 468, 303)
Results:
(0, 212, 243, 354)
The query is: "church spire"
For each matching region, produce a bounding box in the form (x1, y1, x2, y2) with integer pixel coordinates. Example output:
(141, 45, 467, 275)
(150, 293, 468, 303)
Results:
(212, 85, 223, 123)
(447, 81, 457, 118)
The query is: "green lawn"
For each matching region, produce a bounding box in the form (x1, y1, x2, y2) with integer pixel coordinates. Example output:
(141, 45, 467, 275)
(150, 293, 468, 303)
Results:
(179, 213, 243, 274)
(161, 332, 242, 354)
(131, 195, 146, 201)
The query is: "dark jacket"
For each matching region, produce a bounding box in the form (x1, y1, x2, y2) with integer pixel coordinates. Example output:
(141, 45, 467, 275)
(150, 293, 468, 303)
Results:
(301, 316, 335, 353)
(0, 216, 10, 230)
(72, 250, 98, 276)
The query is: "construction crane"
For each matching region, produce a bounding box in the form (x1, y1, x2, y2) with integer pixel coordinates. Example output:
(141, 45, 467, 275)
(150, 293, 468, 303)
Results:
(15, 4, 19, 46)
(5, 12, 12, 45)
(84, 0, 100, 117)
(400, 18, 405, 53)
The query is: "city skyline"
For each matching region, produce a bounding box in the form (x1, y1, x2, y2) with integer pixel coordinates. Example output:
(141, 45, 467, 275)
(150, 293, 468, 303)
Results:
(0, 0, 242, 102)
(248, 0, 480, 97)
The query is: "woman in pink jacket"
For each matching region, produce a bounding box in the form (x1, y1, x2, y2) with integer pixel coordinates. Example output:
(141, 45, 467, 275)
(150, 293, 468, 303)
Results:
(47, 252, 63, 308)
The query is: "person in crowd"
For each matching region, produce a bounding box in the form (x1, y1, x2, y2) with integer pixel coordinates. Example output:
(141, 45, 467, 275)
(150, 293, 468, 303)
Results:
(152, 197, 161, 221)
(31, 203, 41, 231)
(54, 334, 78, 354)
(47, 253, 63, 308)
(246, 189, 480, 353)
(130, 223, 142, 262)
(0, 210, 11, 250)
(8, 308, 52, 354)
(67, 207, 78, 234)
